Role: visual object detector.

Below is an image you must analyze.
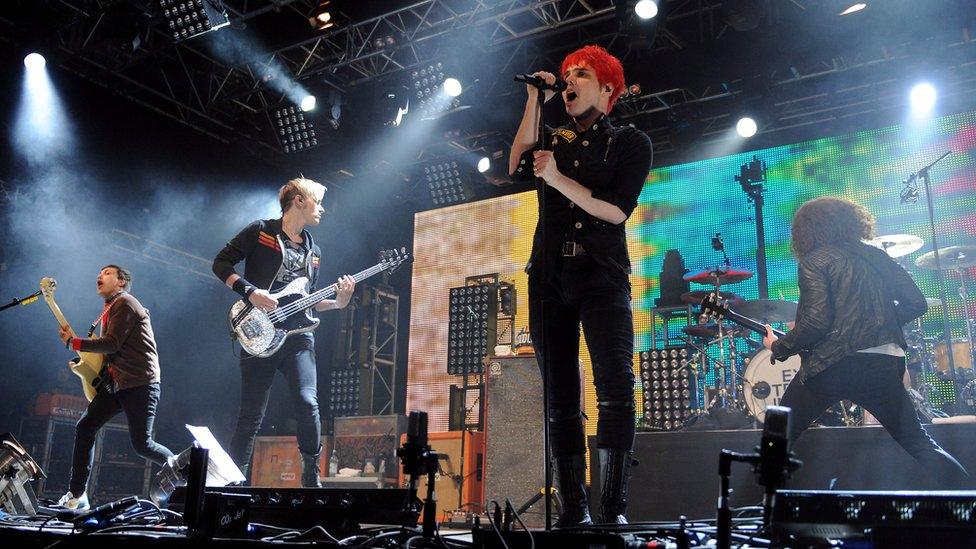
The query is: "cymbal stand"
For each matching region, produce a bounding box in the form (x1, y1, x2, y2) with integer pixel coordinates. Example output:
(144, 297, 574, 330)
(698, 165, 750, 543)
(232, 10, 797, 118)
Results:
(954, 269, 975, 353)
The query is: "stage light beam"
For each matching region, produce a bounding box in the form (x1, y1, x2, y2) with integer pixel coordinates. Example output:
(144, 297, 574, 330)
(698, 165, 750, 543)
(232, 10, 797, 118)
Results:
(300, 95, 317, 112)
(443, 78, 463, 97)
(635, 0, 659, 20)
(24, 53, 46, 70)
(736, 117, 758, 138)
(909, 83, 937, 116)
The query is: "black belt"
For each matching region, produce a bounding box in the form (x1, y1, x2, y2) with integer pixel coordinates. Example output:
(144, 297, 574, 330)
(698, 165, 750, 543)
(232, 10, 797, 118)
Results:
(562, 242, 586, 257)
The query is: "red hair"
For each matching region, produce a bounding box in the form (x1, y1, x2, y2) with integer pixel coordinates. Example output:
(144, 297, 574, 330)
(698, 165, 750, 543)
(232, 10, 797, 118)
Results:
(560, 45, 626, 113)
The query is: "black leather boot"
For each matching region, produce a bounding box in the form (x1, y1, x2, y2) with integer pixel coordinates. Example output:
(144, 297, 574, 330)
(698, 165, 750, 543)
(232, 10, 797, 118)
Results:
(553, 454, 593, 528)
(598, 448, 634, 524)
(301, 447, 322, 488)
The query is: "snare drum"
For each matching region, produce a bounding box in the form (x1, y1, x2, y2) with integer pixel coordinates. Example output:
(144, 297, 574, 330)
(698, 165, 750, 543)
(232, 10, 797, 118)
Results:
(934, 339, 973, 372)
(743, 349, 801, 423)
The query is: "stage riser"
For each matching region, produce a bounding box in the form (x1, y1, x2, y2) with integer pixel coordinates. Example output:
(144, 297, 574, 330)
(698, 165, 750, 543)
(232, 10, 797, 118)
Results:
(589, 423, 976, 521)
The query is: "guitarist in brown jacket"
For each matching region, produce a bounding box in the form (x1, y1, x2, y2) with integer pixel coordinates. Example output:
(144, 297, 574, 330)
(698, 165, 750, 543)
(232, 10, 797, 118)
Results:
(763, 197, 969, 488)
(56, 265, 175, 509)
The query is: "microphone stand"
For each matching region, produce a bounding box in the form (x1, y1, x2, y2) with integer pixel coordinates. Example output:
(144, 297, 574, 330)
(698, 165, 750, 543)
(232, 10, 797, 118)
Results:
(911, 151, 960, 405)
(532, 83, 555, 531)
(0, 290, 42, 313)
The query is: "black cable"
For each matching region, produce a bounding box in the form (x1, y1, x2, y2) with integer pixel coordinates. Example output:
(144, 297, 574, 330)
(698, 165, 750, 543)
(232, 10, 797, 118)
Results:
(505, 498, 534, 549)
(484, 501, 510, 549)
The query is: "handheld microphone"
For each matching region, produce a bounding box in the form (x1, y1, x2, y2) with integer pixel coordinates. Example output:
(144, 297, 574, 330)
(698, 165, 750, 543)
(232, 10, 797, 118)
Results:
(514, 74, 567, 92)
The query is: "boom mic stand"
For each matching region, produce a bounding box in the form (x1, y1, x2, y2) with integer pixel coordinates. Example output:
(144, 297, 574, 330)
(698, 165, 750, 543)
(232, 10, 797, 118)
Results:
(901, 151, 960, 406)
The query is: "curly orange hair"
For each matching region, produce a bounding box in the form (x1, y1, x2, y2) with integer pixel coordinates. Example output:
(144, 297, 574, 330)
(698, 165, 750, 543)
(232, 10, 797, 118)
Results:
(790, 197, 876, 259)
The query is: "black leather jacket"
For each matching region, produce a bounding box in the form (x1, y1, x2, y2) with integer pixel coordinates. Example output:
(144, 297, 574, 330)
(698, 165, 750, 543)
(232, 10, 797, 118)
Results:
(771, 242, 927, 382)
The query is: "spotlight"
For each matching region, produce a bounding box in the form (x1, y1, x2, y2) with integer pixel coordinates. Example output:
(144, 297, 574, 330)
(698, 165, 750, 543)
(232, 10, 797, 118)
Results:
(300, 95, 317, 112)
(909, 83, 937, 115)
(736, 116, 758, 138)
(23, 53, 46, 70)
(635, 0, 659, 19)
(309, 1, 334, 30)
(411, 63, 459, 119)
(477, 157, 490, 173)
(443, 78, 463, 97)
(839, 3, 867, 16)
(160, 0, 230, 42)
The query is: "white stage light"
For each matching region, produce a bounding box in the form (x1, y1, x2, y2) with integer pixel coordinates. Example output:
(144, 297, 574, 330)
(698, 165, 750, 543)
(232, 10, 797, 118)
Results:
(635, 0, 659, 20)
(839, 3, 867, 16)
(736, 117, 758, 138)
(300, 95, 317, 112)
(443, 78, 463, 97)
(909, 83, 937, 115)
(477, 157, 490, 173)
(24, 53, 46, 70)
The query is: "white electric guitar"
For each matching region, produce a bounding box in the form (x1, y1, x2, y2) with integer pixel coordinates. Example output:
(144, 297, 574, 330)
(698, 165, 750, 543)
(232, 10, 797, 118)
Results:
(40, 277, 108, 402)
(229, 248, 410, 357)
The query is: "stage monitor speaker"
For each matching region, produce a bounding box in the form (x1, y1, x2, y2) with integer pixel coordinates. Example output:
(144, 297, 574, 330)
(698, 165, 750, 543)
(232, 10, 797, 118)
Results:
(250, 436, 333, 487)
(399, 430, 484, 522)
(483, 356, 546, 527)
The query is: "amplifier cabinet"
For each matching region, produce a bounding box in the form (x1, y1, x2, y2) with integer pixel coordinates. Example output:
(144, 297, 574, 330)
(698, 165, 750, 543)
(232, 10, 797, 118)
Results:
(250, 436, 333, 488)
(399, 430, 485, 522)
(334, 415, 407, 484)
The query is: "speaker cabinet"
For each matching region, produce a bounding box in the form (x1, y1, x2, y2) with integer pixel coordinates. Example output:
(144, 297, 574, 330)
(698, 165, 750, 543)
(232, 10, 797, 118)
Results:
(483, 356, 547, 527)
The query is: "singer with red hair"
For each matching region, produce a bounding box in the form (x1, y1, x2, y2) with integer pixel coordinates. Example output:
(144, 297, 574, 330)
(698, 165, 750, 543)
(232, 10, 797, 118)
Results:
(508, 44, 652, 526)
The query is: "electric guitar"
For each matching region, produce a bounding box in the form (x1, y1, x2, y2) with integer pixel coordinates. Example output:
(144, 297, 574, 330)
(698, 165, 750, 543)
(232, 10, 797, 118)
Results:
(230, 248, 410, 357)
(40, 277, 108, 402)
(698, 293, 787, 340)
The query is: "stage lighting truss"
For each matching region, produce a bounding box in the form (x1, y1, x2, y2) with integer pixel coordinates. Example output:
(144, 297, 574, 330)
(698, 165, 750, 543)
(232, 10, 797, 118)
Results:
(447, 284, 498, 375)
(329, 368, 366, 417)
(412, 63, 459, 119)
(274, 106, 318, 153)
(423, 160, 467, 206)
(640, 347, 696, 431)
(159, 0, 230, 42)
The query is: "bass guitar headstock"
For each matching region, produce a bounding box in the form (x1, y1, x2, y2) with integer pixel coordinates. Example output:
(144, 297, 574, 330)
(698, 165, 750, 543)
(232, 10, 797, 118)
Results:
(378, 247, 411, 274)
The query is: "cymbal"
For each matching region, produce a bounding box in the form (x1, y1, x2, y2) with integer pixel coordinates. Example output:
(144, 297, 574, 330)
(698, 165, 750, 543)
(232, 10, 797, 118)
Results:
(730, 299, 798, 323)
(915, 246, 976, 270)
(683, 268, 754, 285)
(680, 290, 744, 306)
(864, 234, 924, 258)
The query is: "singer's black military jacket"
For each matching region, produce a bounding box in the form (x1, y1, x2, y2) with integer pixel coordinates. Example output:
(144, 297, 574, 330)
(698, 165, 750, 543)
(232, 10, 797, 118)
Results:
(513, 113, 652, 279)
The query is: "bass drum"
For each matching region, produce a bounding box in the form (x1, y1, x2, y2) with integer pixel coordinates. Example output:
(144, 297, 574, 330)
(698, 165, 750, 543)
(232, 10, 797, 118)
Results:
(743, 349, 801, 423)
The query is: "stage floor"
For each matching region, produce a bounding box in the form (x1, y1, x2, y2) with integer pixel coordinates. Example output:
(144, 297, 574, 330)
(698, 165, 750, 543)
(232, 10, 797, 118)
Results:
(590, 422, 976, 521)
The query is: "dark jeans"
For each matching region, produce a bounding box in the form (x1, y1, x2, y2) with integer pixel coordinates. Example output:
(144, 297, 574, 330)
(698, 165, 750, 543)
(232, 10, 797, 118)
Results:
(781, 353, 971, 488)
(229, 337, 320, 474)
(70, 382, 174, 495)
(529, 255, 636, 457)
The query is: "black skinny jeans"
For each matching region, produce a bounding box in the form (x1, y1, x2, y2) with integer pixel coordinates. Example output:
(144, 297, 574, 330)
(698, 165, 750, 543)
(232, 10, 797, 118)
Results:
(70, 382, 174, 495)
(229, 337, 320, 473)
(780, 352, 971, 488)
(529, 255, 636, 458)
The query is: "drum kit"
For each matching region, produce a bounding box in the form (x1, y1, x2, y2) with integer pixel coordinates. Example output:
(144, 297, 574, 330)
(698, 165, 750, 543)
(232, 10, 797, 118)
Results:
(673, 236, 976, 426)
(677, 267, 800, 426)
(869, 236, 976, 411)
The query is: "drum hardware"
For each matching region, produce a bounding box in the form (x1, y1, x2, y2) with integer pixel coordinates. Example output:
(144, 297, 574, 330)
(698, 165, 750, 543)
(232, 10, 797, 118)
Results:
(729, 299, 798, 324)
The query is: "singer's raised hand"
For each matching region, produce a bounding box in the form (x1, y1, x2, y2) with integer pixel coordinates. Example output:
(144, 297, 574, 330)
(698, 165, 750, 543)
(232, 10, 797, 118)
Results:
(526, 71, 558, 103)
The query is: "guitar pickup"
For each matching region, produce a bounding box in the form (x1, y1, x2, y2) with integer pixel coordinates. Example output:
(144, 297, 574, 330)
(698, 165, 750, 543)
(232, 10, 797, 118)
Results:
(241, 322, 259, 338)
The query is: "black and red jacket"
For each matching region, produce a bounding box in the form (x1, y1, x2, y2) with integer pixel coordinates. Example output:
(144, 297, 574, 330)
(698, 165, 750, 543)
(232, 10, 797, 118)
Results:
(212, 218, 322, 292)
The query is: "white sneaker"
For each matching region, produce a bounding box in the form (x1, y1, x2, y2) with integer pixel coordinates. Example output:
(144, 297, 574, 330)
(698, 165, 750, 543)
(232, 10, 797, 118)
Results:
(56, 491, 90, 510)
